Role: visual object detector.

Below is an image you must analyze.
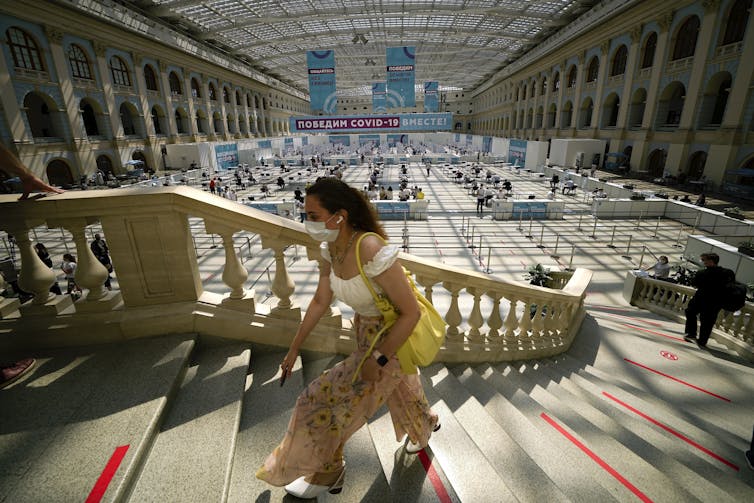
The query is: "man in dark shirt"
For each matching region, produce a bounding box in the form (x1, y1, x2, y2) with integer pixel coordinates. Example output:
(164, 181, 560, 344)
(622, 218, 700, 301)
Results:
(684, 253, 735, 348)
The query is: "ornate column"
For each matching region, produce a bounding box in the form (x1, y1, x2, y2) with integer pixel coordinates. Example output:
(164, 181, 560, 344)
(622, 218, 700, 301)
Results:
(642, 12, 674, 130)
(183, 68, 198, 138)
(132, 53, 156, 137)
(570, 52, 586, 133)
(158, 62, 179, 142)
(554, 60, 566, 131)
(615, 26, 643, 133)
(44, 26, 88, 167)
(92, 41, 123, 139)
(589, 41, 611, 133)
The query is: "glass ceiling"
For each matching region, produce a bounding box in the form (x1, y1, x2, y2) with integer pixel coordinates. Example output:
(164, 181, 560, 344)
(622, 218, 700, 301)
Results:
(139, 0, 599, 96)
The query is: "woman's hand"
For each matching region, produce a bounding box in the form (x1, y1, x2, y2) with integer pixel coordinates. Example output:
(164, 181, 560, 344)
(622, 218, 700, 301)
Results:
(281, 347, 299, 380)
(360, 357, 382, 382)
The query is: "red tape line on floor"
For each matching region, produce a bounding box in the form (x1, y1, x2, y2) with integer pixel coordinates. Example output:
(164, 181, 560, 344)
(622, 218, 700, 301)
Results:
(85, 445, 130, 503)
(623, 358, 731, 402)
(417, 449, 452, 503)
(602, 392, 739, 471)
(620, 323, 685, 342)
(541, 412, 653, 502)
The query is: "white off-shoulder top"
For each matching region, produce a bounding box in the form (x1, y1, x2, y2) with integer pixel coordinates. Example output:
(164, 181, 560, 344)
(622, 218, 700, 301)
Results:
(321, 241, 399, 316)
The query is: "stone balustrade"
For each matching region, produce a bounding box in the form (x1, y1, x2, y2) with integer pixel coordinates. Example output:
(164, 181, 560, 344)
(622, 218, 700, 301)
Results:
(624, 272, 754, 360)
(0, 187, 592, 362)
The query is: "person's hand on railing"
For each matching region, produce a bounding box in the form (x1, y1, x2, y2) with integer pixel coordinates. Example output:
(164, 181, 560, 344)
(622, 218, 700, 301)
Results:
(0, 142, 64, 200)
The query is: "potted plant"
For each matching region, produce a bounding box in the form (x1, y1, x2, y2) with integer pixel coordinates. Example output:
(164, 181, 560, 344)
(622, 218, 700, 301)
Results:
(524, 264, 553, 286)
(724, 207, 745, 220)
(738, 240, 754, 258)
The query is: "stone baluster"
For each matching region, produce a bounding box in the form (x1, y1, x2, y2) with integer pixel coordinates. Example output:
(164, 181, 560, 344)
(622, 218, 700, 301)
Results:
(518, 298, 534, 348)
(11, 228, 55, 304)
(414, 274, 437, 303)
(486, 291, 504, 343)
(220, 232, 248, 299)
(261, 237, 300, 319)
(205, 220, 254, 310)
(441, 281, 464, 345)
(66, 224, 110, 301)
(531, 301, 546, 338)
(503, 295, 520, 346)
(466, 287, 485, 343)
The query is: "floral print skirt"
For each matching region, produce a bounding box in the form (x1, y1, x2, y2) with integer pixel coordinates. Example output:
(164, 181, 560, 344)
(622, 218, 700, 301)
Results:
(256, 314, 438, 486)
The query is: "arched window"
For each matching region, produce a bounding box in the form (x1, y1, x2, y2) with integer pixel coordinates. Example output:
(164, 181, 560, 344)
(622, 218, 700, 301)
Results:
(169, 72, 182, 95)
(195, 111, 207, 134)
(722, 0, 751, 45)
(190, 78, 201, 98)
(552, 72, 560, 92)
(647, 149, 667, 178)
(119, 103, 137, 135)
(611, 46, 628, 76)
(208, 83, 217, 101)
(223, 87, 230, 103)
(80, 100, 99, 136)
(602, 93, 620, 128)
(236, 90, 242, 106)
(109, 56, 131, 87)
(6, 27, 43, 70)
(68, 45, 92, 80)
(687, 151, 707, 180)
(579, 97, 594, 128)
(541, 78, 547, 95)
(567, 66, 577, 88)
(46, 160, 74, 186)
(96, 155, 114, 175)
(672, 16, 700, 60)
(175, 109, 186, 134)
(641, 33, 657, 69)
(522, 85, 527, 99)
(143, 65, 159, 91)
(151, 106, 166, 135)
(24, 92, 59, 138)
(561, 101, 573, 129)
(586, 57, 599, 83)
(629, 88, 647, 128)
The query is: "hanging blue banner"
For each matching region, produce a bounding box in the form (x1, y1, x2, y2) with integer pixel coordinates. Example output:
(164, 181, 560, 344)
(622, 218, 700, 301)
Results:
(386, 46, 415, 108)
(290, 113, 452, 133)
(482, 136, 492, 153)
(257, 140, 272, 149)
(509, 139, 527, 165)
(214, 143, 238, 170)
(386, 134, 408, 147)
(372, 82, 386, 113)
(307, 50, 337, 114)
(423, 81, 439, 112)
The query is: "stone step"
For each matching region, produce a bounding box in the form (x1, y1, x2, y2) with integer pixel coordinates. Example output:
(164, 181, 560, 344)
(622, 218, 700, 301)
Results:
(575, 360, 748, 452)
(535, 360, 754, 501)
(417, 365, 516, 502)
(428, 363, 569, 502)
(454, 364, 618, 502)
(128, 343, 251, 502)
(482, 362, 658, 500)
(226, 350, 302, 502)
(526, 381, 701, 502)
(0, 334, 196, 503)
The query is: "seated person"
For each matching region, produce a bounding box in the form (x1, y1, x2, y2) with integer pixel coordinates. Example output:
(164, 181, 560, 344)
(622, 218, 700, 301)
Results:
(502, 179, 512, 193)
(562, 179, 576, 194)
(643, 255, 671, 279)
(680, 194, 692, 203)
(379, 187, 388, 200)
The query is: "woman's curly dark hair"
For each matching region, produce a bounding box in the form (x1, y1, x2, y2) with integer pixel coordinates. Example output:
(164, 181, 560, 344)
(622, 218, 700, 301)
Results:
(306, 177, 386, 239)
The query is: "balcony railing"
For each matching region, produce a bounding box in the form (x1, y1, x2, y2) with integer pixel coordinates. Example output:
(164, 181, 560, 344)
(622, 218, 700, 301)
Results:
(626, 274, 753, 353)
(0, 187, 592, 362)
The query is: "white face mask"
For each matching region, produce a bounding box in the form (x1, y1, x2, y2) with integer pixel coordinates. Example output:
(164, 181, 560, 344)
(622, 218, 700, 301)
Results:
(305, 214, 342, 242)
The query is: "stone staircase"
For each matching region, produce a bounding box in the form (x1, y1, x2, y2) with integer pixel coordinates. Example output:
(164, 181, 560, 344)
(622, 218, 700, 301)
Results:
(2, 314, 754, 502)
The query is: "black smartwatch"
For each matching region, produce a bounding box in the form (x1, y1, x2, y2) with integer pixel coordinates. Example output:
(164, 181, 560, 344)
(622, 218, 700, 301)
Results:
(372, 350, 389, 367)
